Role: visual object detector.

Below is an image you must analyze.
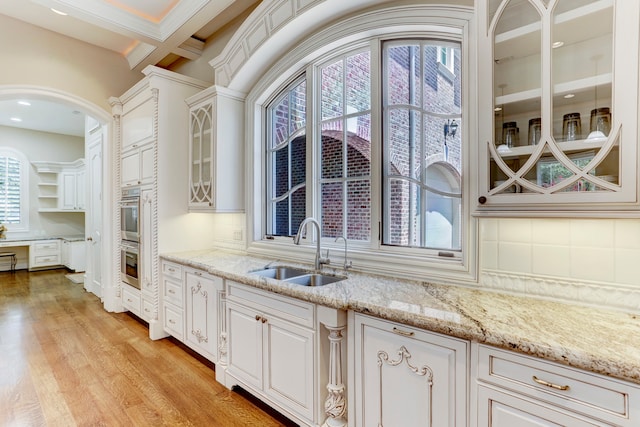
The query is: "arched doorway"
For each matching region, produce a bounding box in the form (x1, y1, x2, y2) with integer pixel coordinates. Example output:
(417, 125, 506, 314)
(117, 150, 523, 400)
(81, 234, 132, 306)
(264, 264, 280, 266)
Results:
(0, 85, 113, 305)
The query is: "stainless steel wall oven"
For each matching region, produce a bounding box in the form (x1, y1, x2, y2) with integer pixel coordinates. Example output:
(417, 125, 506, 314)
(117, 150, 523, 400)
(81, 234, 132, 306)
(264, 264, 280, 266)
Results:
(121, 187, 140, 243)
(121, 240, 140, 289)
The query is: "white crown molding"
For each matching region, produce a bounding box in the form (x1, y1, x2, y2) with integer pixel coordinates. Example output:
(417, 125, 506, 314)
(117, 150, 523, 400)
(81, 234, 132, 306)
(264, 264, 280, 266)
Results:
(32, 0, 210, 42)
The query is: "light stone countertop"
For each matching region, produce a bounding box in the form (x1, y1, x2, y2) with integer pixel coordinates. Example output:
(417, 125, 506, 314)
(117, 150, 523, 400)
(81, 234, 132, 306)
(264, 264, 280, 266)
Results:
(161, 248, 640, 385)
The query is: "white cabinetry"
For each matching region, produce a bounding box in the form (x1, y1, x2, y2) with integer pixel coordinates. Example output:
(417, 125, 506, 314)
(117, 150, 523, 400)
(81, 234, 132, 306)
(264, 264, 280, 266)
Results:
(161, 260, 184, 340)
(139, 187, 155, 321)
(159, 260, 224, 362)
(28, 240, 61, 270)
(32, 160, 85, 212)
(186, 86, 245, 212)
(476, 0, 640, 213)
(226, 281, 317, 424)
(185, 267, 223, 361)
(351, 313, 468, 427)
(122, 284, 142, 317)
(121, 141, 154, 187)
(61, 239, 86, 272)
(110, 66, 209, 340)
(474, 344, 640, 427)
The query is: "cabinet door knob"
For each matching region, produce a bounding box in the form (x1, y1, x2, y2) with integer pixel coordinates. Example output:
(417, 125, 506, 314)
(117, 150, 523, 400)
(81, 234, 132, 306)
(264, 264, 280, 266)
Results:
(87, 237, 93, 241)
(261, 317, 268, 324)
(478, 196, 487, 204)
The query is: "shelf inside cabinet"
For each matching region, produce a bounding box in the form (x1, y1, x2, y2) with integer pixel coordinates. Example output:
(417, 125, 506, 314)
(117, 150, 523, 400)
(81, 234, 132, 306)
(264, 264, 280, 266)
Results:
(495, 0, 613, 60)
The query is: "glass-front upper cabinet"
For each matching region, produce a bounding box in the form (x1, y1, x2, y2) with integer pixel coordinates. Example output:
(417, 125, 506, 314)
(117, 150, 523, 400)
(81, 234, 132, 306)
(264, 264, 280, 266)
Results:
(476, 0, 640, 214)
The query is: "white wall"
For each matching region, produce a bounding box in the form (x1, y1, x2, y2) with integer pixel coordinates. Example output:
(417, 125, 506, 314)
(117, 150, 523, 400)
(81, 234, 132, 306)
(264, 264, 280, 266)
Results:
(0, 15, 143, 111)
(0, 125, 85, 237)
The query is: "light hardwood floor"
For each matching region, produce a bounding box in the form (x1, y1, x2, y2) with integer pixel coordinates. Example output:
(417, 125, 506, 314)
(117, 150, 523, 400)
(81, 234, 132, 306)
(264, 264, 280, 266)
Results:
(0, 268, 298, 426)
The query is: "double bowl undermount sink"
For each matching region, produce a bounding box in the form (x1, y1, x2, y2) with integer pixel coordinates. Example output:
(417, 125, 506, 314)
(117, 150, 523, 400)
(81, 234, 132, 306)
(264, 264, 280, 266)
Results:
(250, 265, 346, 287)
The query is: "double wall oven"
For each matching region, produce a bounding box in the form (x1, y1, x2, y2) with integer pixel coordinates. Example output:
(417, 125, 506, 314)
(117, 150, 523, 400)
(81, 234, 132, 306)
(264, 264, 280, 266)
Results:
(120, 188, 140, 289)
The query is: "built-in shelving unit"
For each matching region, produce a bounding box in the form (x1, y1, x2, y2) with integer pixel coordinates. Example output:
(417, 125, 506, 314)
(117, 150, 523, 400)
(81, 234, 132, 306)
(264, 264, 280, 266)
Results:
(32, 159, 85, 212)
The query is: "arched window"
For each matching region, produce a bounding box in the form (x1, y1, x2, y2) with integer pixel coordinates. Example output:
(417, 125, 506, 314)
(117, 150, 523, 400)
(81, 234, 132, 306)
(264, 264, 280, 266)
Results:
(0, 147, 29, 232)
(251, 3, 475, 281)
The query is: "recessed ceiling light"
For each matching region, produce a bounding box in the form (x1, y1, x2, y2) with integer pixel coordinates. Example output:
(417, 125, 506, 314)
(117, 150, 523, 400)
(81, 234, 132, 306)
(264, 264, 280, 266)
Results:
(494, 107, 503, 112)
(564, 93, 575, 99)
(10, 117, 22, 122)
(17, 101, 31, 106)
(51, 8, 68, 16)
(552, 41, 564, 49)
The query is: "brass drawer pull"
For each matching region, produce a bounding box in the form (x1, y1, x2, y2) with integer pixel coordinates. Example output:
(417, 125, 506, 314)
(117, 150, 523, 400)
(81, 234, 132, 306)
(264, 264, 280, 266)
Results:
(532, 375, 570, 391)
(392, 327, 414, 337)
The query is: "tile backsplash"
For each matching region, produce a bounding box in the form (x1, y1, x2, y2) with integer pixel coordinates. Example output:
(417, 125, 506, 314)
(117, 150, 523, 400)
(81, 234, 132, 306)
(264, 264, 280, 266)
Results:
(208, 213, 246, 251)
(480, 218, 640, 312)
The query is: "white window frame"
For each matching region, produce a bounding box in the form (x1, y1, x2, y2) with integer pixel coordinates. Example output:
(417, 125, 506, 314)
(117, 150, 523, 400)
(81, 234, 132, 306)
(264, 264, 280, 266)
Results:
(246, 5, 477, 284)
(0, 147, 29, 233)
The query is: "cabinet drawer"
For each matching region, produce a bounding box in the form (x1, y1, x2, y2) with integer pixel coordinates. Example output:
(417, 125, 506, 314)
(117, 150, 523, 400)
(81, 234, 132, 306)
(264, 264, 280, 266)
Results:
(163, 304, 184, 340)
(185, 268, 222, 291)
(162, 261, 183, 280)
(122, 285, 141, 315)
(227, 281, 315, 328)
(33, 255, 60, 266)
(141, 299, 154, 321)
(477, 345, 638, 423)
(163, 278, 184, 307)
(33, 241, 59, 252)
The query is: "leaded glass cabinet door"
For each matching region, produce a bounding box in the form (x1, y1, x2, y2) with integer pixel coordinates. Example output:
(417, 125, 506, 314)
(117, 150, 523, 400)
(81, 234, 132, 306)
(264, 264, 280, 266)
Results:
(189, 102, 214, 209)
(476, 0, 640, 213)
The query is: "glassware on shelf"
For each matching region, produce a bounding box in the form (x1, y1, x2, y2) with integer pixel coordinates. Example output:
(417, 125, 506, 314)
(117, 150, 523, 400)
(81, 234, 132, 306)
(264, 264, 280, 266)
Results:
(588, 107, 611, 140)
(562, 112, 581, 141)
(502, 121, 519, 148)
(528, 118, 541, 145)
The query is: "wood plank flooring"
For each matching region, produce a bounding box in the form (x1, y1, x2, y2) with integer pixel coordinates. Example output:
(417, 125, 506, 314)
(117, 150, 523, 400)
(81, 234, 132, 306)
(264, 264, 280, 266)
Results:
(0, 269, 298, 426)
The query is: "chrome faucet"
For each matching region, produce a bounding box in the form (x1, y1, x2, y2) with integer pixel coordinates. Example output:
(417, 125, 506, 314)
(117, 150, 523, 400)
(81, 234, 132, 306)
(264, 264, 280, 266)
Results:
(334, 235, 352, 271)
(293, 217, 330, 271)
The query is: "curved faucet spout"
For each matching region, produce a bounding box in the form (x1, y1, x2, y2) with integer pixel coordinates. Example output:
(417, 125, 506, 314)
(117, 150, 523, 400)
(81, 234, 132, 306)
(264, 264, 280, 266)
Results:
(294, 217, 330, 271)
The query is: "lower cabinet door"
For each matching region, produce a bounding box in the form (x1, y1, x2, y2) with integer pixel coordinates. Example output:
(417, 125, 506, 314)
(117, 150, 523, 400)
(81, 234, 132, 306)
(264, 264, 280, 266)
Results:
(264, 315, 315, 421)
(227, 301, 263, 390)
(477, 385, 603, 427)
(353, 314, 468, 427)
(185, 271, 219, 360)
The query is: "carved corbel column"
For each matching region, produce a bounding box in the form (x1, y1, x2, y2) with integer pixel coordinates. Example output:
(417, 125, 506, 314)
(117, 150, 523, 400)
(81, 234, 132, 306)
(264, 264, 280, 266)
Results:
(322, 325, 347, 427)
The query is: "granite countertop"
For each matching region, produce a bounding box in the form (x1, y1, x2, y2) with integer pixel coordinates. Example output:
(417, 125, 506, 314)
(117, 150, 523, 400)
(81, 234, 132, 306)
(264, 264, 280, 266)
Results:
(0, 234, 85, 243)
(161, 248, 640, 386)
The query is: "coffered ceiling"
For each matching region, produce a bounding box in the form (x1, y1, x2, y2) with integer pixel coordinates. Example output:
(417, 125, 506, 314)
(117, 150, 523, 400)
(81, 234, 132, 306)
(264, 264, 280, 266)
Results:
(0, 0, 259, 71)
